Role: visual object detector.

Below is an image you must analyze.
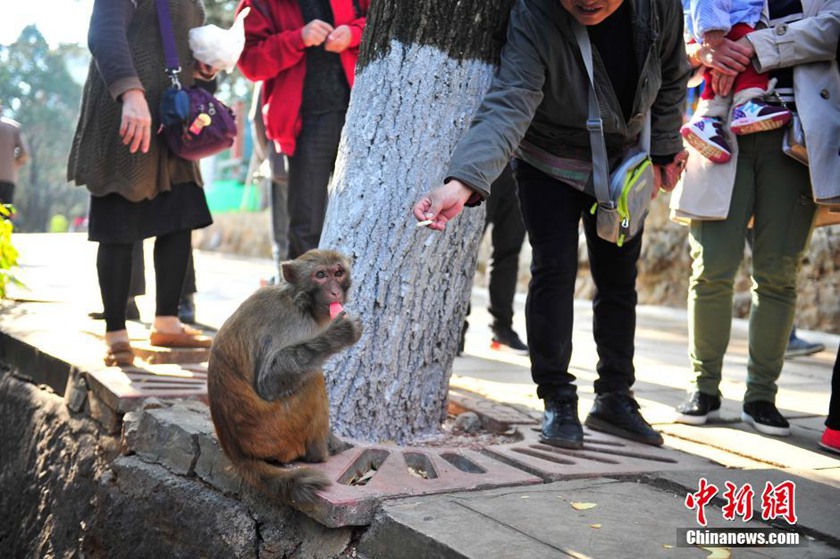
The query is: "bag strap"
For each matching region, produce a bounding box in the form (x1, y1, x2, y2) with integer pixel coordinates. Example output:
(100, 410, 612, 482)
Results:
(572, 20, 650, 208)
(155, 0, 183, 88)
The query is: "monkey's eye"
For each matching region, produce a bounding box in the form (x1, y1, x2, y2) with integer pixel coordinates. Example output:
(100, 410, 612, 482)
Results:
(335, 269, 344, 278)
(315, 271, 326, 279)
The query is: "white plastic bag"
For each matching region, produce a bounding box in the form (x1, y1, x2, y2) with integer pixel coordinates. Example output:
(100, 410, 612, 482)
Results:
(189, 7, 250, 72)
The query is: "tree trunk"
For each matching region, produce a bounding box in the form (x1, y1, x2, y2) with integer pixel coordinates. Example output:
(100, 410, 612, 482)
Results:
(320, 0, 514, 442)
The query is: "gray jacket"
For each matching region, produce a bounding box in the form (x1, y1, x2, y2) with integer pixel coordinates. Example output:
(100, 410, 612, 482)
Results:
(446, 0, 690, 198)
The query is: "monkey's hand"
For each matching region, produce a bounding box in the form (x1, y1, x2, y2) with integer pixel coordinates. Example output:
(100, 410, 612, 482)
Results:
(326, 312, 363, 349)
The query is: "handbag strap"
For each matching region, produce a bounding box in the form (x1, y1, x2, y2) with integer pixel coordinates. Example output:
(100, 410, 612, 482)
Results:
(572, 22, 650, 207)
(155, 0, 183, 88)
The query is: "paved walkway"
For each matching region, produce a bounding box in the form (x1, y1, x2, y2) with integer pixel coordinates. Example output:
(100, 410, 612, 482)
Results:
(3, 232, 839, 558)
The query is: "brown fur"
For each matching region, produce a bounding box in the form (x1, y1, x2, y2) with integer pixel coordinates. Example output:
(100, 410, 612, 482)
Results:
(207, 250, 362, 506)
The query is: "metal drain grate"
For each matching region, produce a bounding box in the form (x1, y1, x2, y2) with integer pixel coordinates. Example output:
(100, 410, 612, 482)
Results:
(300, 443, 542, 527)
(484, 428, 714, 480)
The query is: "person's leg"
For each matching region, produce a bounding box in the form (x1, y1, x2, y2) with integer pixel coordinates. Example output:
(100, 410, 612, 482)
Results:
(150, 229, 212, 347)
(487, 164, 527, 352)
(727, 24, 791, 136)
(515, 161, 583, 398)
(675, 141, 754, 424)
(827, 347, 840, 431)
(820, 347, 840, 454)
(785, 325, 826, 358)
(269, 148, 290, 275)
(746, 129, 816, 405)
(153, 229, 191, 319)
(178, 246, 197, 324)
(583, 212, 640, 395)
(286, 111, 345, 259)
(97, 241, 135, 366)
(0, 181, 15, 205)
(581, 215, 662, 445)
(98, 242, 134, 333)
(514, 159, 584, 448)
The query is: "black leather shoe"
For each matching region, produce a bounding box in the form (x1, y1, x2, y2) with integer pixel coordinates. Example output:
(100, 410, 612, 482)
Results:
(540, 396, 583, 449)
(742, 401, 790, 437)
(585, 391, 664, 446)
(178, 293, 196, 324)
(675, 391, 721, 425)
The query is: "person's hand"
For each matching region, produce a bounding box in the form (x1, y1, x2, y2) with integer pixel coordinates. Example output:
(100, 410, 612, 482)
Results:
(325, 25, 352, 53)
(710, 68, 735, 97)
(120, 89, 152, 154)
(697, 36, 753, 76)
(412, 179, 475, 231)
(653, 150, 689, 194)
(701, 30, 726, 48)
(302, 19, 334, 47)
(193, 60, 219, 81)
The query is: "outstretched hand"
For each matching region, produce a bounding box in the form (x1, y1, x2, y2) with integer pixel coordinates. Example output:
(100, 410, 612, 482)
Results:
(412, 179, 475, 231)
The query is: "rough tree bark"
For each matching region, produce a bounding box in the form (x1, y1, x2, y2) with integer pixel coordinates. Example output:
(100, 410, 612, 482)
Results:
(320, 0, 515, 442)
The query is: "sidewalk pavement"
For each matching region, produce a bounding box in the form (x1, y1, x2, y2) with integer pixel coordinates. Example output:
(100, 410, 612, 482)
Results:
(2, 232, 839, 558)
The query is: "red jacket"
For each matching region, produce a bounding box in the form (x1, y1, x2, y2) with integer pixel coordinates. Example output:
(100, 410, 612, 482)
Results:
(236, 0, 367, 156)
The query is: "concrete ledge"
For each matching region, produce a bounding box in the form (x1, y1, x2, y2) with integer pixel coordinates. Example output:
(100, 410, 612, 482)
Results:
(358, 479, 840, 559)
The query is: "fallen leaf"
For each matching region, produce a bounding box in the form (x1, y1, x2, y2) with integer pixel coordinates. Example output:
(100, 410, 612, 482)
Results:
(700, 547, 731, 559)
(590, 524, 602, 529)
(662, 544, 674, 549)
(571, 502, 597, 510)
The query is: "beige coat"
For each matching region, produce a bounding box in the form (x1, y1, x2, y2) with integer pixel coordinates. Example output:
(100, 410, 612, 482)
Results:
(671, 0, 840, 223)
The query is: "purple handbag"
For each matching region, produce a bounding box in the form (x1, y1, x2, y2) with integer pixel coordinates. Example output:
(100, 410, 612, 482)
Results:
(156, 0, 236, 161)
(165, 87, 236, 161)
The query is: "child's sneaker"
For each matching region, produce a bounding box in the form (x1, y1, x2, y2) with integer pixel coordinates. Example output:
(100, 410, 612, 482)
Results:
(680, 117, 732, 163)
(730, 99, 792, 135)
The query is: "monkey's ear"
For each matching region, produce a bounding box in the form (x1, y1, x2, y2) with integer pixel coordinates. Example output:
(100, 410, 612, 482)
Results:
(281, 261, 298, 284)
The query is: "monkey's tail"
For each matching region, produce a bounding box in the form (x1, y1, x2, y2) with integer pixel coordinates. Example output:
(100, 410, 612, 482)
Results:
(233, 456, 331, 507)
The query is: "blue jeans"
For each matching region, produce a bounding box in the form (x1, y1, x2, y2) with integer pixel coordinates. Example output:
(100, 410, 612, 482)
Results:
(513, 159, 641, 400)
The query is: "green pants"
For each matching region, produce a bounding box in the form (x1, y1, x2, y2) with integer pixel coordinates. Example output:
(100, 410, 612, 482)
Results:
(688, 128, 816, 403)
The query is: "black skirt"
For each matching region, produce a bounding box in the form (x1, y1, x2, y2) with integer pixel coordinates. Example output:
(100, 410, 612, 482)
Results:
(88, 182, 212, 244)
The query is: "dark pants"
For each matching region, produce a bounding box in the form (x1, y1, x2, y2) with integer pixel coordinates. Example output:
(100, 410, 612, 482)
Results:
(0, 181, 15, 205)
(128, 240, 195, 298)
(514, 159, 640, 400)
(269, 148, 290, 274)
(485, 164, 526, 329)
(98, 229, 192, 332)
(287, 111, 345, 259)
(829, 347, 840, 430)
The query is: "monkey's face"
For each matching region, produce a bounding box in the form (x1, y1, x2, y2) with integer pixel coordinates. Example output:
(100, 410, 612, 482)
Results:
(311, 263, 351, 319)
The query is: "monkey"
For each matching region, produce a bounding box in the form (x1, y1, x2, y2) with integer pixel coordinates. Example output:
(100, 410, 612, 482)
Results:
(207, 249, 363, 506)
